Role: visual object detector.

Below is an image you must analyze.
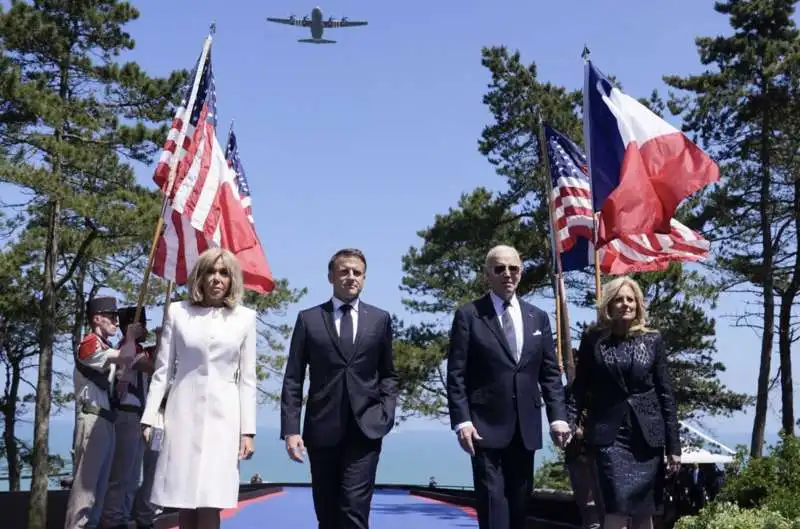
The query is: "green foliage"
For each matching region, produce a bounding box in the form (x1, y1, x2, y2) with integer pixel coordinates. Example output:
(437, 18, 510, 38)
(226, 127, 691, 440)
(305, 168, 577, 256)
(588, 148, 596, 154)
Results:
(674, 502, 799, 529)
(532, 452, 571, 491)
(244, 281, 307, 404)
(664, 0, 800, 451)
(395, 45, 749, 422)
(0, 1, 187, 522)
(716, 434, 800, 519)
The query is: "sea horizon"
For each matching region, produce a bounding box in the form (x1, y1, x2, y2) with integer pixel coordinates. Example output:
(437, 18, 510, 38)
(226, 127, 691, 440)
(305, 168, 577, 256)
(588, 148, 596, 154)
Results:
(0, 417, 782, 492)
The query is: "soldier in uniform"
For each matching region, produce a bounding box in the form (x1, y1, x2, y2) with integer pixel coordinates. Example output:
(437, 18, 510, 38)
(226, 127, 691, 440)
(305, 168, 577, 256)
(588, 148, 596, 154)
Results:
(64, 296, 139, 529)
(100, 307, 152, 529)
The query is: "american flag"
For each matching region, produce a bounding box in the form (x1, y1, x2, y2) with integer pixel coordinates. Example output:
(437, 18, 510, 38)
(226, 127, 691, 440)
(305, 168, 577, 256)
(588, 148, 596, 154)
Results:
(224, 125, 253, 225)
(544, 125, 710, 275)
(151, 40, 274, 294)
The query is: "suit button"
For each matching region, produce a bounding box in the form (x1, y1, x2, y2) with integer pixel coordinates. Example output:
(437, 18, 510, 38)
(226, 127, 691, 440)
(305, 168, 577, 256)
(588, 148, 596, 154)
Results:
(511, 394, 516, 400)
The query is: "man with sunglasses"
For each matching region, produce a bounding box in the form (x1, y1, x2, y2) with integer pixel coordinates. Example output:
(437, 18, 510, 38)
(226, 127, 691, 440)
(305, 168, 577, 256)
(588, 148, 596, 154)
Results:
(446, 245, 570, 529)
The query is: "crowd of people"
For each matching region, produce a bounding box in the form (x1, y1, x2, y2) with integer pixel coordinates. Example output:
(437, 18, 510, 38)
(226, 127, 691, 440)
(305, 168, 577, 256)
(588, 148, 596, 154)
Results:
(65, 243, 691, 529)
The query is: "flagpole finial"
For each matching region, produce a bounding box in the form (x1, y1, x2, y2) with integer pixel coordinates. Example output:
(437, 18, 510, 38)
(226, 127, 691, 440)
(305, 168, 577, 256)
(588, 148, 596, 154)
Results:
(209, 21, 217, 36)
(581, 44, 591, 62)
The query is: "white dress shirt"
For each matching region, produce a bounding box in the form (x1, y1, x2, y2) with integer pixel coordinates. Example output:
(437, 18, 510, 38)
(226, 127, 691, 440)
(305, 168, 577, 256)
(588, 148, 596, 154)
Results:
(332, 297, 359, 342)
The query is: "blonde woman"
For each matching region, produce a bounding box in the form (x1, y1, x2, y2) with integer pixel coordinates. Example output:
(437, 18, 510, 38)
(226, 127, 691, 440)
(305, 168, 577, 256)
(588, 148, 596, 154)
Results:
(140, 248, 257, 529)
(569, 277, 681, 529)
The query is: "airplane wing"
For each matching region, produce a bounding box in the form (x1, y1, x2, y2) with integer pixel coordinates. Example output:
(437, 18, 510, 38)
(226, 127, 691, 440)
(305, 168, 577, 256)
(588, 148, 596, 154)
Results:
(323, 19, 368, 28)
(266, 17, 308, 27)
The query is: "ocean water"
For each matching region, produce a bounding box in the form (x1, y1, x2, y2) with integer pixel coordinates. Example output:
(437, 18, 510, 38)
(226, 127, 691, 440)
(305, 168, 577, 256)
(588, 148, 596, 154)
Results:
(0, 416, 778, 492)
(1, 417, 560, 491)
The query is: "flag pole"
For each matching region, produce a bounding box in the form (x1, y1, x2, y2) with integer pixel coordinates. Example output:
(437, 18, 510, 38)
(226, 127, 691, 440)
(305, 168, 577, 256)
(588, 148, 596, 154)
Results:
(133, 23, 215, 317)
(581, 44, 603, 307)
(536, 110, 566, 376)
(112, 23, 216, 384)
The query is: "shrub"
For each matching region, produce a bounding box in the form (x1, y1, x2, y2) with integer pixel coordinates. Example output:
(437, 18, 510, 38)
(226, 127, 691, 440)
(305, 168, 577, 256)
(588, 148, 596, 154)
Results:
(674, 502, 799, 529)
(716, 433, 800, 519)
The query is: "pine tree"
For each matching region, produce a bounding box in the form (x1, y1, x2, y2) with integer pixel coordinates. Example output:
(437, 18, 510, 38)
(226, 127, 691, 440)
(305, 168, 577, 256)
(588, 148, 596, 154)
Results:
(0, 2, 186, 525)
(664, 0, 800, 454)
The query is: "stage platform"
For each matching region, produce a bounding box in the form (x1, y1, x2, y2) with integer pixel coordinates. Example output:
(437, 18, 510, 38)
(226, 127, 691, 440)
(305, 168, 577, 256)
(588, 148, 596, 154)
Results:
(210, 486, 479, 529)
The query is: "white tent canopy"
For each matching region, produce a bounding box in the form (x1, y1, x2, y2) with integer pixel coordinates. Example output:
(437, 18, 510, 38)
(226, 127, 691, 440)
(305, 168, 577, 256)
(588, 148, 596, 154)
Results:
(675, 420, 737, 465)
(678, 446, 734, 465)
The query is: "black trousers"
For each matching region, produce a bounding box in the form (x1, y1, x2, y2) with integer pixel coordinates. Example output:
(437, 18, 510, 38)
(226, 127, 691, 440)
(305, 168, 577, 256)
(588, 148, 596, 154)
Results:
(471, 426, 534, 529)
(307, 414, 382, 529)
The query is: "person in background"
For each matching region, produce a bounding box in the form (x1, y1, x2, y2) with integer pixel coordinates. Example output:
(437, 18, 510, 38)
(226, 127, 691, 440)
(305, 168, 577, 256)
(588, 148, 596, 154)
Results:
(569, 277, 682, 529)
(280, 248, 398, 529)
(565, 348, 603, 529)
(140, 248, 257, 529)
(101, 306, 155, 529)
(131, 325, 162, 529)
(446, 245, 570, 529)
(64, 296, 139, 529)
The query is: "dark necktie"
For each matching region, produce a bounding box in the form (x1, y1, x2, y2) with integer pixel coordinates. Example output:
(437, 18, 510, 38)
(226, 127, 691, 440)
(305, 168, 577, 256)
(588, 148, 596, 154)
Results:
(502, 301, 519, 362)
(339, 304, 354, 356)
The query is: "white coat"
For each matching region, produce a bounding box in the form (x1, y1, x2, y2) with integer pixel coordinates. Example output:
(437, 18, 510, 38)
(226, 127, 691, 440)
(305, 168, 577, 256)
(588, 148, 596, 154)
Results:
(140, 300, 257, 509)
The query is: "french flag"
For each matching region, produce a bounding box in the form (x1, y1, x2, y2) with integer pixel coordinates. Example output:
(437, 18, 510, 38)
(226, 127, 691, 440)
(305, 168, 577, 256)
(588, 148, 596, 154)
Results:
(583, 61, 719, 247)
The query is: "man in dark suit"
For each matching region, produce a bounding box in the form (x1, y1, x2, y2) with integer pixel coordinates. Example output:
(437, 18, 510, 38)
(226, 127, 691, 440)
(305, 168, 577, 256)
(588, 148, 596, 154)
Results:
(446, 245, 571, 529)
(280, 248, 399, 529)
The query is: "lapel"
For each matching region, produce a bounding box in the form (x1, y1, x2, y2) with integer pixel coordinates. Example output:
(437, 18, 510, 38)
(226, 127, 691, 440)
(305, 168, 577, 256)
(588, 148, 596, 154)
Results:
(517, 302, 538, 367)
(477, 294, 516, 365)
(353, 302, 373, 354)
(321, 301, 348, 361)
(593, 331, 628, 393)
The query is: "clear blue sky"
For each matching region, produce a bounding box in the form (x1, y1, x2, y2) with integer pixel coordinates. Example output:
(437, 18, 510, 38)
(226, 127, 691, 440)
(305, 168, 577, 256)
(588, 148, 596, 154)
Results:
(8, 1, 800, 444)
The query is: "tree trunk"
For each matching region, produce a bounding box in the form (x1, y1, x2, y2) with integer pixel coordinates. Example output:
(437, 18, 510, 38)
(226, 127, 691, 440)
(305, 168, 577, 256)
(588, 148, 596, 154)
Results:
(777, 175, 800, 437)
(27, 197, 60, 529)
(750, 110, 775, 459)
(3, 360, 22, 492)
(778, 294, 795, 436)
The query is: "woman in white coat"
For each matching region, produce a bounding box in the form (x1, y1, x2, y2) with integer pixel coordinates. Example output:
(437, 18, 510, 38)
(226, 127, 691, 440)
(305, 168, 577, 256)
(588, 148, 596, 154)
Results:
(140, 248, 257, 529)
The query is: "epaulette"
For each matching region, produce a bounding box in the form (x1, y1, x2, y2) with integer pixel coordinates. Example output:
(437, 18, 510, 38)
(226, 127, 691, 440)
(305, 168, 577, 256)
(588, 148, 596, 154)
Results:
(78, 334, 99, 361)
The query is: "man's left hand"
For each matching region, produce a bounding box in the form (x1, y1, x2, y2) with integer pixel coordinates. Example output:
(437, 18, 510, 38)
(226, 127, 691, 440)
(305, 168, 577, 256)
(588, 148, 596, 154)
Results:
(550, 421, 572, 448)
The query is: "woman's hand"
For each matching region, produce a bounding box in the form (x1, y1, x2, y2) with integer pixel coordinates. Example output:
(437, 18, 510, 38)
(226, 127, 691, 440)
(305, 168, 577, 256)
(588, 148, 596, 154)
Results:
(239, 435, 255, 460)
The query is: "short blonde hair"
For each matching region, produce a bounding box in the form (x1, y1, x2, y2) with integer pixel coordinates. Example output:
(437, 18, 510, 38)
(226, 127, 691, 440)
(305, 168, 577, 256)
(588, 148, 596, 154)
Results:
(596, 276, 652, 334)
(187, 248, 244, 308)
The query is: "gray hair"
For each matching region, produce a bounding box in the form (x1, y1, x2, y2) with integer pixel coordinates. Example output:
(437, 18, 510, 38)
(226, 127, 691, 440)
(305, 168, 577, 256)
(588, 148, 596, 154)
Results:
(484, 245, 521, 270)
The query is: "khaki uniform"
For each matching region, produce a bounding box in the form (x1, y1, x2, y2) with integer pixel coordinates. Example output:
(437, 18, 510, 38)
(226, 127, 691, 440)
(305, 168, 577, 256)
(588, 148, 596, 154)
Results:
(101, 342, 149, 529)
(64, 333, 118, 529)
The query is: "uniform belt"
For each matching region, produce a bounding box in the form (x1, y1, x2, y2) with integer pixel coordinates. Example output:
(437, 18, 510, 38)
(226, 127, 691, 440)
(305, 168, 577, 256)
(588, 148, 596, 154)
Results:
(116, 403, 143, 416)
(81, 402, 117, 423)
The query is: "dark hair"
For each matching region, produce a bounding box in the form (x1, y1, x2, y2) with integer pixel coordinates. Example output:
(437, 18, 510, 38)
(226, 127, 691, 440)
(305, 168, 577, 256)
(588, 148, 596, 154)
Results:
(328, 248, 367, 273)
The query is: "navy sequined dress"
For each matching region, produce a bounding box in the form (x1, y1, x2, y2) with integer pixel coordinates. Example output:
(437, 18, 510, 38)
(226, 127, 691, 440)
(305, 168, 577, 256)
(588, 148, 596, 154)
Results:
(569, 330, 681, 517)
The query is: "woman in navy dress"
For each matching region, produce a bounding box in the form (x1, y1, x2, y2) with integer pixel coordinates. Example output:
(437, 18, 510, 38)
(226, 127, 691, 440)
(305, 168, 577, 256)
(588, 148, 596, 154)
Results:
(569, 277, 681, 529)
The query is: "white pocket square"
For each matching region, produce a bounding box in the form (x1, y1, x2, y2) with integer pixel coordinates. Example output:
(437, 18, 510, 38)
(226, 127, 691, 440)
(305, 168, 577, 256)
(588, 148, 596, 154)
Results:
(532, 330, 542, 336)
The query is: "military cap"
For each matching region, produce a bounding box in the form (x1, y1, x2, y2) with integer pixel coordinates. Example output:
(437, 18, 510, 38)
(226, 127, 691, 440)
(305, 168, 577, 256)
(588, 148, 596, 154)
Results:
(85, 296, 117, 317)
(118, 306, 147, 330)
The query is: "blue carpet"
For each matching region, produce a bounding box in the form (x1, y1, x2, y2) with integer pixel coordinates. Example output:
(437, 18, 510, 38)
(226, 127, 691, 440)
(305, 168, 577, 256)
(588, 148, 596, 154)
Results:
(225, 487, 477, 528)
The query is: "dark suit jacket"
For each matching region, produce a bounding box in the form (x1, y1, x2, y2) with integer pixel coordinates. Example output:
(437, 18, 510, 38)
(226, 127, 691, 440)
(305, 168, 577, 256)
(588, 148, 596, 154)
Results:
(446, 293, 567, 451)
(280, 299, 399, 448)
(569, 328, 681, 456)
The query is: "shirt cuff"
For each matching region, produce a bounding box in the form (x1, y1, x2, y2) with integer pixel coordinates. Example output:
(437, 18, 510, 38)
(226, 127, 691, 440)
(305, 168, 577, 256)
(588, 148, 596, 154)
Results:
(454, 421, 473, 433)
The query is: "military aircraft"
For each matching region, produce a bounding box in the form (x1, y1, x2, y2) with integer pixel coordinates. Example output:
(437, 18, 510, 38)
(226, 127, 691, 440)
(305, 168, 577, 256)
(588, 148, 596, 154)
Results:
(266, 6, 367, 44)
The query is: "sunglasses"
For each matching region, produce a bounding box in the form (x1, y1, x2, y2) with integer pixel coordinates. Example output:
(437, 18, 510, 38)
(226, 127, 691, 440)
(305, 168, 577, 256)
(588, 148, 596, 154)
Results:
(493, 265, 520, 275)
